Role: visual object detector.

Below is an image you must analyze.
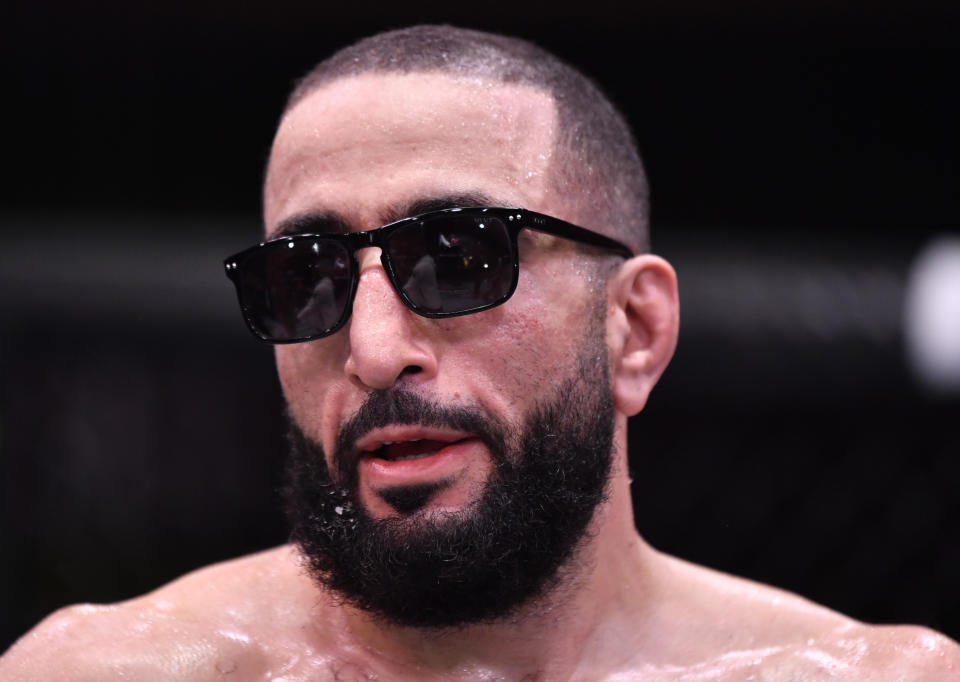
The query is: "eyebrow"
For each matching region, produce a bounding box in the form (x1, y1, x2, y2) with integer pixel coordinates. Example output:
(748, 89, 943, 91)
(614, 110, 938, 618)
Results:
(268, 211, 350, 240)
(385, 192, 502, 224)
(267, 191, 505, 241)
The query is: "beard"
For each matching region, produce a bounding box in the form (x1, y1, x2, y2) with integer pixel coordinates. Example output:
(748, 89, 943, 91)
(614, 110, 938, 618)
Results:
(282, 338, 615, 629)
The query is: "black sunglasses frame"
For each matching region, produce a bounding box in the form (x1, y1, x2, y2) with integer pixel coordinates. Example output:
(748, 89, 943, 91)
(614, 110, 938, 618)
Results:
(224, 207, 634, 344)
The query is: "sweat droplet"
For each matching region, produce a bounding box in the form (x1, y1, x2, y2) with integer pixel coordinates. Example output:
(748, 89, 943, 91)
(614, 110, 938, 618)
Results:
(334, 506, 344, 515)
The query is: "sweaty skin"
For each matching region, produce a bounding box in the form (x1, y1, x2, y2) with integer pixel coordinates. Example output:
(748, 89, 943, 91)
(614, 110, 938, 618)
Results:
(3, 73, 958, 681)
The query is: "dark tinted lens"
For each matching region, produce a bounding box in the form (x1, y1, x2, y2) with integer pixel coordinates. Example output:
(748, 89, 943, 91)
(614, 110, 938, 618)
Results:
(387, 214, 515, 314)
(236, 239, 353, 340)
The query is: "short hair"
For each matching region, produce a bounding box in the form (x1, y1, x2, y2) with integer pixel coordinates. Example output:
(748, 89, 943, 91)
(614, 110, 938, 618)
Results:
(282, 25, 650, 254)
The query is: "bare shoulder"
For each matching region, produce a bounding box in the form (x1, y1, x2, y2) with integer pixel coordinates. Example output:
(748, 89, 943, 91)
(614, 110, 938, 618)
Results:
(729, 623, 960, 681)
(817, 622, 960, 679)
(622, 551, 960, 680)
(0, 545, 329, 681)
(610, 623, 960, 681)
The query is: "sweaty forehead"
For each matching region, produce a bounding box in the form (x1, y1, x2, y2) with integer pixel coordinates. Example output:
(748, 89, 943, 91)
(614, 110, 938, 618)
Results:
(263, 72, 560, 232)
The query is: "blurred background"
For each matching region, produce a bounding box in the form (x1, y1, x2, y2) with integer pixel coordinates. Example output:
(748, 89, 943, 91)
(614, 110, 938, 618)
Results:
(2, 0, 958, 650)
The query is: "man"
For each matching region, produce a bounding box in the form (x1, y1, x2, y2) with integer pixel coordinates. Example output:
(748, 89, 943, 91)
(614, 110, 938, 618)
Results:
(2, 25, 958, 680)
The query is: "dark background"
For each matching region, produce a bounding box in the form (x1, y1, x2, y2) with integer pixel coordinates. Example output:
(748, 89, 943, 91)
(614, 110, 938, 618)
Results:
(2, 0, 958, 651)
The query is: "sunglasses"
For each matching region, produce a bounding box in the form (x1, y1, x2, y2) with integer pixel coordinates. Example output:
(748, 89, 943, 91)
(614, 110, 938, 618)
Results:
(224, 207, 633, 343)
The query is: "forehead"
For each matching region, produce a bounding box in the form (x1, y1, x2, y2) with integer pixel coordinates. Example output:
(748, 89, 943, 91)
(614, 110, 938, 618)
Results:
(263, 72, 560, 231)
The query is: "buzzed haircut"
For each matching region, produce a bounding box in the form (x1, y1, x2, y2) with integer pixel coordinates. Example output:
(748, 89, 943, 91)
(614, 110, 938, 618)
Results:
(282, 25, 650, 254)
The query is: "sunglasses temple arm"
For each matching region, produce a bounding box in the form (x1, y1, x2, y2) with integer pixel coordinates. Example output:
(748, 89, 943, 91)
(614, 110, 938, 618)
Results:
(523, 212, 634, 259)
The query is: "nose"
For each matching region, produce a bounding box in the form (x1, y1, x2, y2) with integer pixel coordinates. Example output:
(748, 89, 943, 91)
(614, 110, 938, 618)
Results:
(343, 248, 438, 390)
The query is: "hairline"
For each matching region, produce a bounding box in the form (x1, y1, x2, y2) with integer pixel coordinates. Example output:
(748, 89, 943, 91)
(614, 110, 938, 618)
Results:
(266, 26, 650, 255)
(272, 69, 568, 214)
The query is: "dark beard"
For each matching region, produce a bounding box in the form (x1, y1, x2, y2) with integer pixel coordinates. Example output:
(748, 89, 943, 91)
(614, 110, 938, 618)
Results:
(282, 357, 615, 629)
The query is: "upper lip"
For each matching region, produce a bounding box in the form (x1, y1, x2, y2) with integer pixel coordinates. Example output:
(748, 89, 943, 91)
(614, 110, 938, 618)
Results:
(354, 425, 473, 457)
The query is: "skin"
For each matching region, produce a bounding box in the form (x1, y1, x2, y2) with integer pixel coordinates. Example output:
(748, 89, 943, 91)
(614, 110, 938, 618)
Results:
(3, 72, 959, 681)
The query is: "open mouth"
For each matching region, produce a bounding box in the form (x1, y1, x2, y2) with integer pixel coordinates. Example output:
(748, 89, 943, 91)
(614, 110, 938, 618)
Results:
(367, 438, 467, 462)
(354, 430, 486, 512)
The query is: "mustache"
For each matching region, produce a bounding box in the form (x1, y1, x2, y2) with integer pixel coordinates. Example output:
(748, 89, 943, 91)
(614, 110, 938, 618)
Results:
(332, 389, 512, 485)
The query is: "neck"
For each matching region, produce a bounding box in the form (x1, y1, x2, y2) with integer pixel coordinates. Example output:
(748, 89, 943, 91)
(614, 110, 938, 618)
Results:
(329, 419, 654, 680)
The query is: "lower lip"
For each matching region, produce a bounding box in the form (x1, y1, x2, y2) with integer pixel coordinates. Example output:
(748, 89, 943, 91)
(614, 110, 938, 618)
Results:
(358, 438, 483, 487)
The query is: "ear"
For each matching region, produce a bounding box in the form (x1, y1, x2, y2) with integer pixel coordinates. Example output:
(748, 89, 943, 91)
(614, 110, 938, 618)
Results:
(606, 255, 679, 416)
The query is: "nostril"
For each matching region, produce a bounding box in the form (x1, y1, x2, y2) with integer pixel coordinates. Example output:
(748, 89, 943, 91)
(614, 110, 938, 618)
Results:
(400, 365, 422, 377)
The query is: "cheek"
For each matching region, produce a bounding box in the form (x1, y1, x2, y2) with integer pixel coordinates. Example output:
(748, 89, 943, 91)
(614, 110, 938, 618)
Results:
(428, 308, 558, 415)
(275, 348, 311, 426)
(476, 300, 582, 409)
(275, 346, 342, 448)
(504, 263, 600, 382)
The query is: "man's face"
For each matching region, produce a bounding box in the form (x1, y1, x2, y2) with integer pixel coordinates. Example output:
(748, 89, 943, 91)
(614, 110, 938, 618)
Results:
(263, 72, 618, 625)
(265, 72, 605, 521)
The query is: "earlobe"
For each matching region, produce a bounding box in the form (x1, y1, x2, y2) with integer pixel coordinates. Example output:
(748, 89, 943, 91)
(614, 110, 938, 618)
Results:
(607, 255, 679, 416)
